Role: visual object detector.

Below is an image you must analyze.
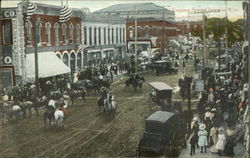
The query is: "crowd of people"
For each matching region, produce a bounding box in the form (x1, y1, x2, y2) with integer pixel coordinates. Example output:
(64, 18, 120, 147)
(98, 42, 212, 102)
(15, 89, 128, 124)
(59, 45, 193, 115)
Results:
(189, 42, 249, 156)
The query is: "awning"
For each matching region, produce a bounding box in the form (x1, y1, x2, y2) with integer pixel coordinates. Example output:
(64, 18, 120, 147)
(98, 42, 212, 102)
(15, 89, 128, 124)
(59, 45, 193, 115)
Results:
(26, 52, 71, 78)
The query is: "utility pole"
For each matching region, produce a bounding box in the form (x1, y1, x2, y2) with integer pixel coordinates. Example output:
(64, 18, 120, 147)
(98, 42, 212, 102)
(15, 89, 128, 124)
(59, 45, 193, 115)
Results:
(225, 1, 229, 57)
(217, 20, 221, 71)
(163, 7, 165, 55)
(34, 17, 39, 84)
(202, 14, 208, 67)
(247, 0, 250, 157)
(134, 6, 137, 72)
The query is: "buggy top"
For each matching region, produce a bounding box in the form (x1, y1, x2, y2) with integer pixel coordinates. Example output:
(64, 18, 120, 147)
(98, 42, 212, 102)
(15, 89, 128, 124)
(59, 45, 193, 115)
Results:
(149, 82, 173, 91)
(146, 111, 175, 123)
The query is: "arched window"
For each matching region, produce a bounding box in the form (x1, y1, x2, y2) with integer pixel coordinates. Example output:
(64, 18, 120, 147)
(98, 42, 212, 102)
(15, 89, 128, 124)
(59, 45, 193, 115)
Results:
(76, 24, 81, 43)
(69, 23, 74, 44)
(70, 53, 76, 72)
(62, 23, 67, 44)
(56, 53, 61, 59)
(54, 23, 59, 45)
(37, 22, 42, 45)
(77, 53, 82, 69)
(25, 21, 32, 46)
(62, 53, 69, 66)
(45, 22, 51, 45)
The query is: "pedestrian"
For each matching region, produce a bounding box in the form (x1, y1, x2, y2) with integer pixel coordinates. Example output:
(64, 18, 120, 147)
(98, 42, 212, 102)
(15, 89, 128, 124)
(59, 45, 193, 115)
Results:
(215, 128, 226, 156)
(190, 133, 196, 156)
(198, 123, 208, 153)
(182, 59, 186, 73)
(210, 126, 218, 153)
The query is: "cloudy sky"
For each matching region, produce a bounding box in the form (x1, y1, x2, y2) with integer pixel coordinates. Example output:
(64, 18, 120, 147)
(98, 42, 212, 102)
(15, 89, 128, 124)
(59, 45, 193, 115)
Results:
(2, 0, 244, 21)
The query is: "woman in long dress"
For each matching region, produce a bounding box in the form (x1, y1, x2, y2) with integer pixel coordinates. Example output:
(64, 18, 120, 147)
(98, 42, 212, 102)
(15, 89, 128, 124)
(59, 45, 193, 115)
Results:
(215, 128, 226, 156)
(210, 126, 218, 153)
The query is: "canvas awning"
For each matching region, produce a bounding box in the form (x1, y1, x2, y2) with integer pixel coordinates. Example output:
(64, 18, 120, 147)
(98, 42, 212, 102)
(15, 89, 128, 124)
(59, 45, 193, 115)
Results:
(25, 52, 71, 78)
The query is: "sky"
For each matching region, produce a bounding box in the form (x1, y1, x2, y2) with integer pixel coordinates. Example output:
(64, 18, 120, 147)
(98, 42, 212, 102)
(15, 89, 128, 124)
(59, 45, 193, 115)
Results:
(1, 0, 244, 21)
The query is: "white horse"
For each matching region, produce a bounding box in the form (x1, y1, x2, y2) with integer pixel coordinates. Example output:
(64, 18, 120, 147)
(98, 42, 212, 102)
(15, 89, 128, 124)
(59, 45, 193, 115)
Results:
(3, 104, 22, 123)
(104, 99, 117, 114)
(54, 109, 64, 128)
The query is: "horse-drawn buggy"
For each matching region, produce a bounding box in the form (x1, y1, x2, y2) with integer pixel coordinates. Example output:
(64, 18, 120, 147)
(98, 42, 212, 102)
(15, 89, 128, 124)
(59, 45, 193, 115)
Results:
(136, 111, 185, 157)
(153, 60, 178, 76)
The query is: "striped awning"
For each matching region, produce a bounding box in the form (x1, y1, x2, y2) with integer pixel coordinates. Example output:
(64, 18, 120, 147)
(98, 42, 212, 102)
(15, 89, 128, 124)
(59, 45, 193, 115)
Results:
(59, 5, 72, 23)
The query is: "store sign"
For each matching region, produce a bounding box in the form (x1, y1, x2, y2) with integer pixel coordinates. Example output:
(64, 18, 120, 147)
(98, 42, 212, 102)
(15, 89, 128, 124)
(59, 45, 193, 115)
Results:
(2, 10, 16, 18)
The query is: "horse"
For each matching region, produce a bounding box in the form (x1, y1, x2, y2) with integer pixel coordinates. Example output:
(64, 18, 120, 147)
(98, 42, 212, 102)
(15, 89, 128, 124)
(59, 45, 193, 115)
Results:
(43, 106, 55, 128)
(3, 103, 22, 123)
(54, 109, 64, 128)
(103, 99, 117, 114)
(19, 101, 37, 118)
(66, 89, 87, 106)
(125, 76, 145, 91)
(97, 88, 108, 110)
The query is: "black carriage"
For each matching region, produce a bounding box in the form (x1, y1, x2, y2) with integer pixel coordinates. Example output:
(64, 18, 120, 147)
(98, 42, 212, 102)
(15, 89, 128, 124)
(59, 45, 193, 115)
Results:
(149, 82, 173, 111)
(137, 111, 184, 157)
(153, 60, 178, 76)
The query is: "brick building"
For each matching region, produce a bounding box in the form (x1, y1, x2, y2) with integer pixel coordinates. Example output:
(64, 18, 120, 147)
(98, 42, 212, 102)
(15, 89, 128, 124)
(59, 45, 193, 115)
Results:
(126, 18, 178, 54)
(176, 21, 203, 36)
(0, 1, 84, 91)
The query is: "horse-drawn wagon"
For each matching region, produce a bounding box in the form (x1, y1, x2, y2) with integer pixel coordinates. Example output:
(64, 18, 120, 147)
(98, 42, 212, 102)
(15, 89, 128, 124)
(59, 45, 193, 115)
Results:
(136, 111, 184, 157)
(153, 60, 178, 76)
(149, 82, 173, 111)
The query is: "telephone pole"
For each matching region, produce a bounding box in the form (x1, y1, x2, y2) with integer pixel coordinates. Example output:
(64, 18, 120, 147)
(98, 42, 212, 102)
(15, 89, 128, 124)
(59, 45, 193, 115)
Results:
(202, 14, 208, 66)
(34, 17, 39, 84)
(134, 6, 137, 72)
(163, 7, 165, 55)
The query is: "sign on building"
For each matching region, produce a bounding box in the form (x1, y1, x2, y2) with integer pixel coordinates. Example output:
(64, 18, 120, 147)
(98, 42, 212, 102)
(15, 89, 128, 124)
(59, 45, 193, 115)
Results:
(2, 10, 17, 19)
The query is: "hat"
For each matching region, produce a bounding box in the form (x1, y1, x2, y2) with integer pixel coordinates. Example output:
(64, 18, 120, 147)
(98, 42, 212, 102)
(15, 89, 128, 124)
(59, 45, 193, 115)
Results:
(216, 100, 221, 104)
(205, 106, 211, 110)
(199, 123, 206, 130)
(211, 108, 217, 112)
(218, 128, 224, 133)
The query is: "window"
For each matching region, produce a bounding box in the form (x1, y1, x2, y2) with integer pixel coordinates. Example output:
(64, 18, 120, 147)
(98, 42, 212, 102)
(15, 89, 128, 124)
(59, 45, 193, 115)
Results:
(119, 28, 122, 43)
(37, 22, 42, 44)
(98, 27, 101, 45)
(123, 28, 125, 42)
(108, 28, 110, 44)
(94, 27, 97, 45)
(54, 23, 59, 45)
(116, 28, 118, 44)
(129, 27, 133, 38)
(76, 24, 81, 43)
(89, 27, 92, 45)
(45, 22, 51, 45)
(145, 26, 150, 37)
(111, 28, 114, 44)
(69, 23, 74, 44)
(137, 27, 141, 37)
(62, 23, 67, 44)
(104, 28, 106, 45)
(25, 21, 32, 46)
(84, 26, 87, 45)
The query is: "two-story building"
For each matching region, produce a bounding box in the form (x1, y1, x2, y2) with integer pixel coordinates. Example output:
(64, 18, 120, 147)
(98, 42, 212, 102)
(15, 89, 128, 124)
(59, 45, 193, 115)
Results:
(82, 13, 126, 65)
(0, 0, 85, 91)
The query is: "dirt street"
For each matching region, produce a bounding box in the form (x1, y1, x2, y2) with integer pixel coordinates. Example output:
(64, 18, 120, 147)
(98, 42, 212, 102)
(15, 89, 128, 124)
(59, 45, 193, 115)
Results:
(0, 67, 193, 158)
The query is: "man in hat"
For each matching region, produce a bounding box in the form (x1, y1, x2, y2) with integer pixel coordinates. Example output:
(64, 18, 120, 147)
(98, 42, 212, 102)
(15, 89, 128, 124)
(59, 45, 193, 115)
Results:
(198, 123, 208, 153)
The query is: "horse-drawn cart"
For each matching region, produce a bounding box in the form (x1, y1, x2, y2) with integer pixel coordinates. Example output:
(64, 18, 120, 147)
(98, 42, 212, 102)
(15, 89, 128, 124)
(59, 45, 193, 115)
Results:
(153, 60, 178, 76)
(149, 82, 173, 111)
(136, 111, 184, 157)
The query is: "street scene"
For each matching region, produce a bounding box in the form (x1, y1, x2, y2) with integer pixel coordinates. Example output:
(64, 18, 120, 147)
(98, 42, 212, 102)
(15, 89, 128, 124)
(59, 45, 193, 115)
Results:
(0, 0, 249, 158)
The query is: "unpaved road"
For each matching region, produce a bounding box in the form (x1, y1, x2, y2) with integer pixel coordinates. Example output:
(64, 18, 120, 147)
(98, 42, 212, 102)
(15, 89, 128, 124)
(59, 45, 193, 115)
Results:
(0, 69, 193, 158)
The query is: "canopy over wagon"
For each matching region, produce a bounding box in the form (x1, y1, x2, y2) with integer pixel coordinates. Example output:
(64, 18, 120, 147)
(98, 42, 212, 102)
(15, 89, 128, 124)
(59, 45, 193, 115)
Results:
(149, 82, 173, 106)
(152, 60, 178, 76)
(137, 111, 184, 156)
